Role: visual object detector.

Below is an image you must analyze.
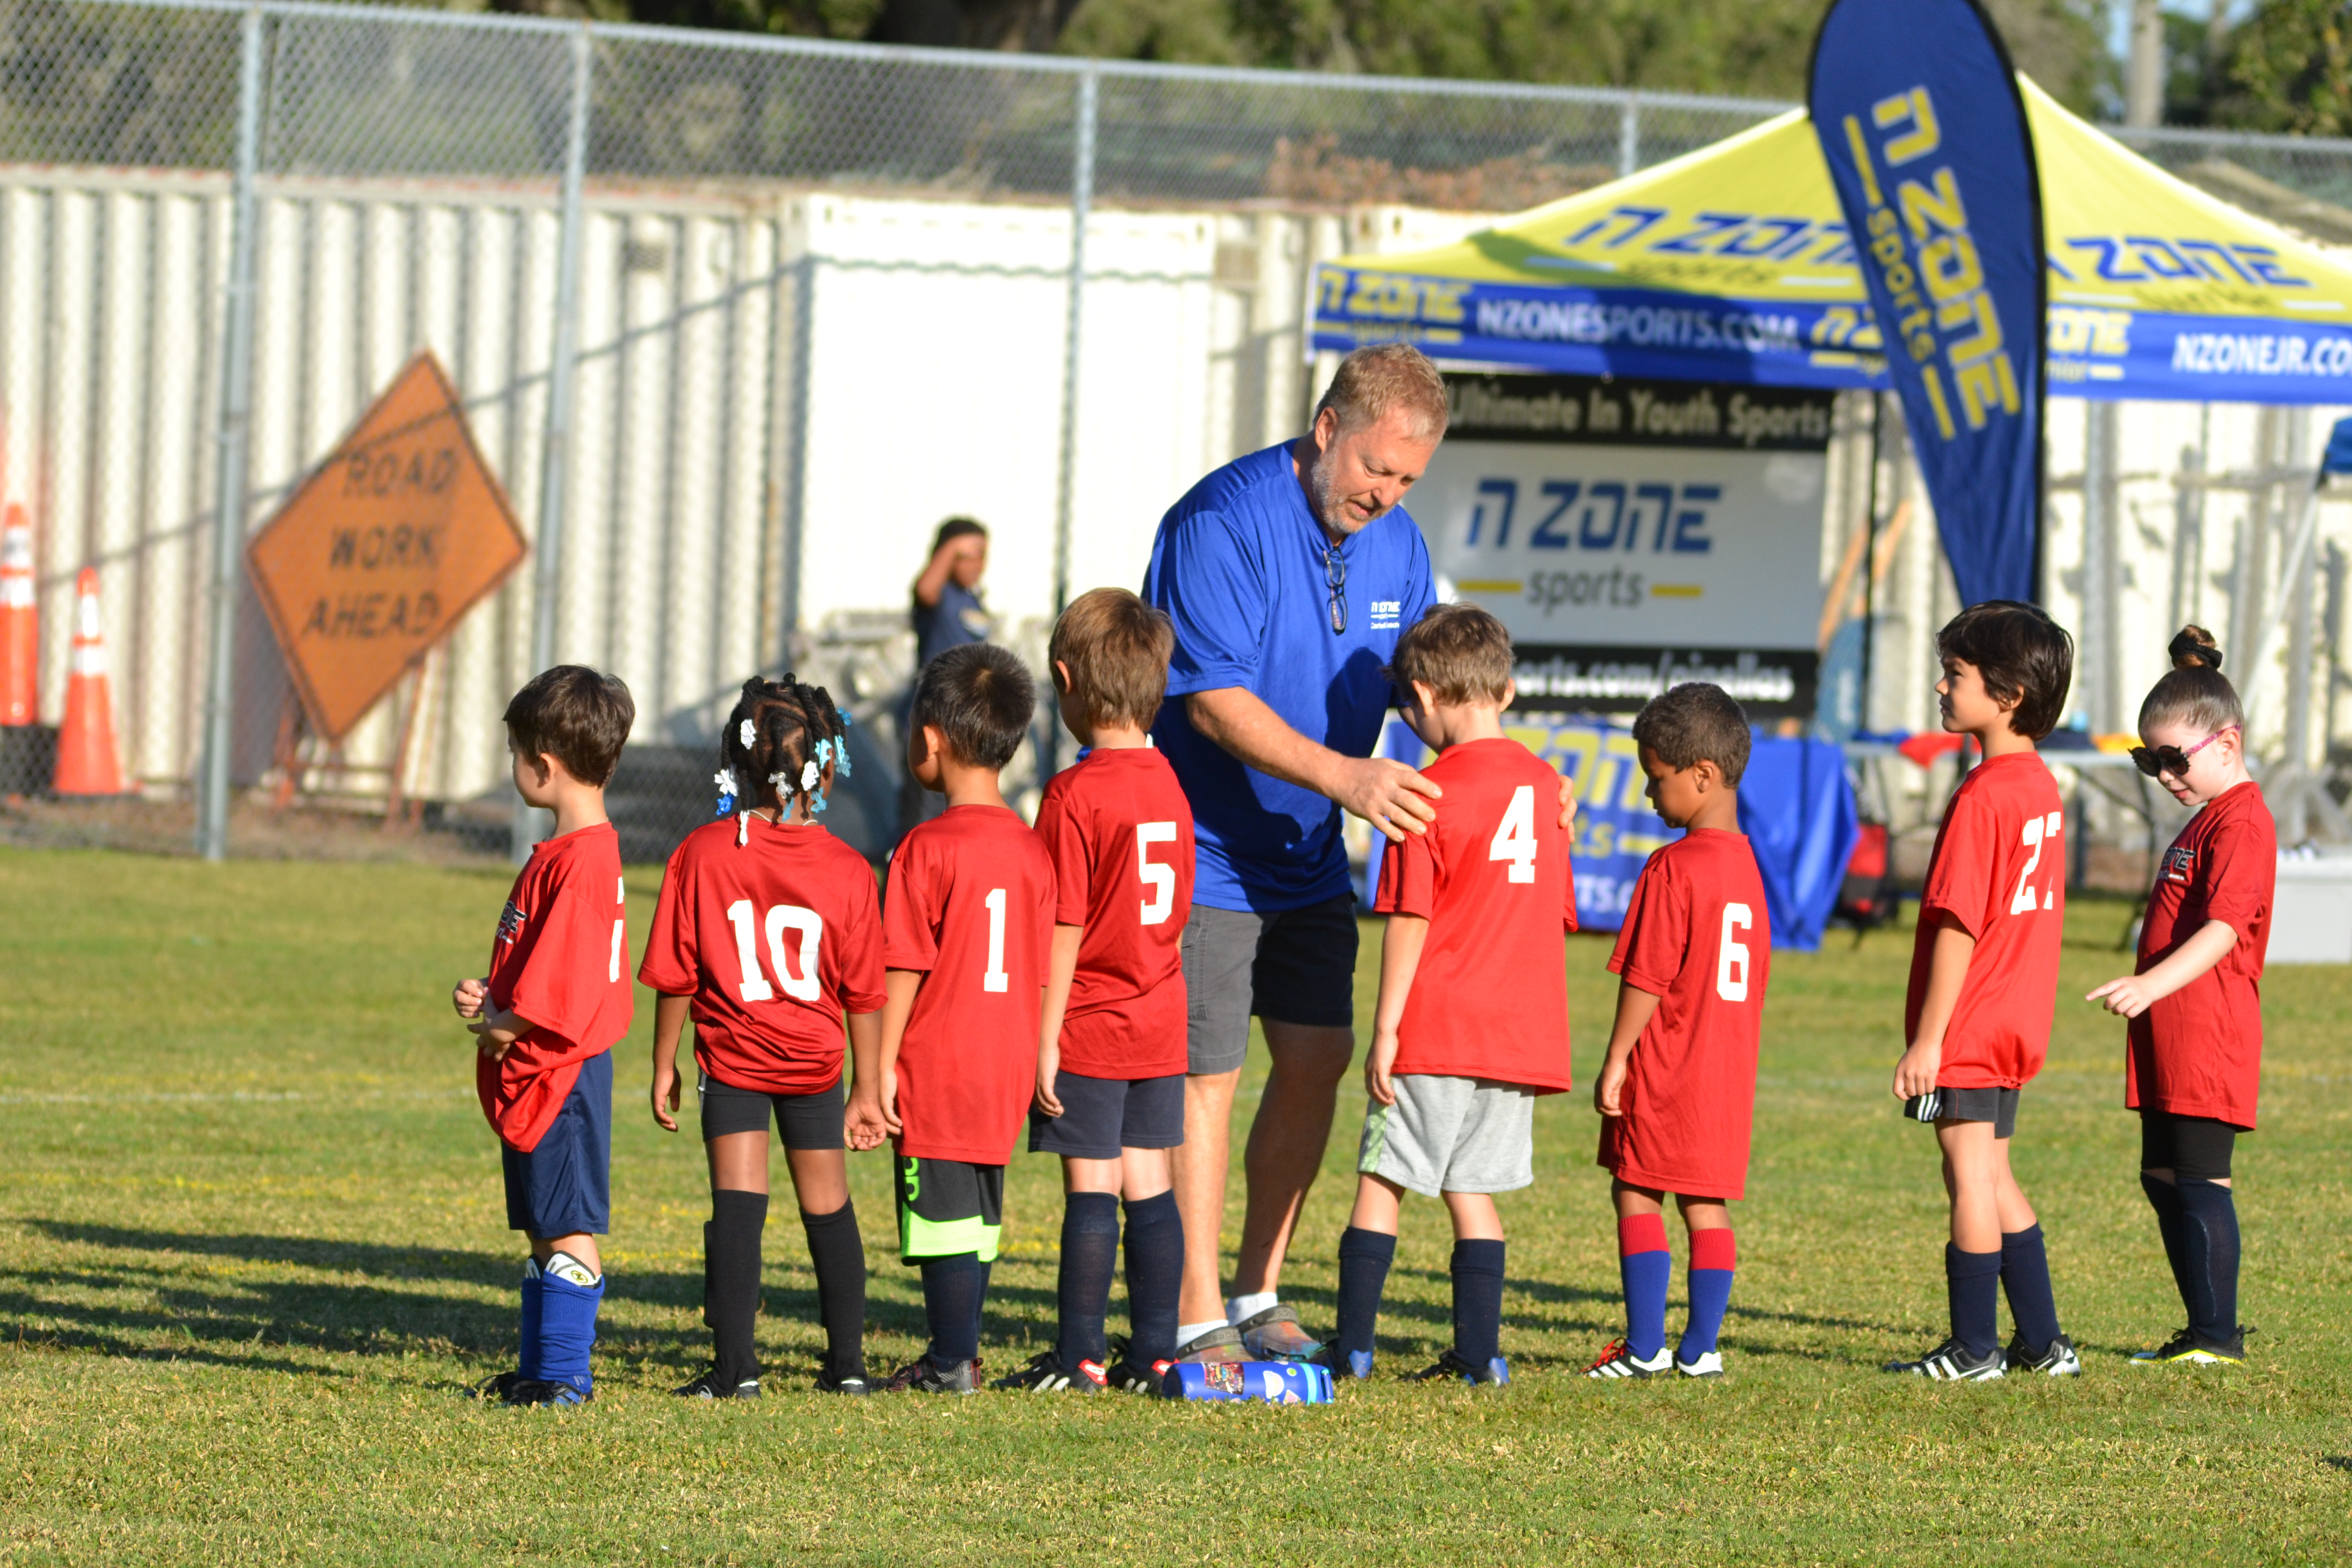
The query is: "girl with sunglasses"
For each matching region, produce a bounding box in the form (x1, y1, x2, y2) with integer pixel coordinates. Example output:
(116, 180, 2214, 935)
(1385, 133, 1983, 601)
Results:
(2087, 626, 2274, 1366)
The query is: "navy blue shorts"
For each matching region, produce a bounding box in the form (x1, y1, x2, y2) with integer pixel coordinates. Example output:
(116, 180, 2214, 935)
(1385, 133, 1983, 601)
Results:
(1028, 1070, 1185, 1161)
(502, 1049, 612, 1239)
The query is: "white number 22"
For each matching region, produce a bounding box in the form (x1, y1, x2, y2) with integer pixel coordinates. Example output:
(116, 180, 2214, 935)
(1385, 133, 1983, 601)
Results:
(724, 898, 824, 1003)
(1716, 902, 1752, 1002)
(2009, 811, 2064, 916)
(1137, 822, 1178, 926)
(1489, 785, 1538, 884)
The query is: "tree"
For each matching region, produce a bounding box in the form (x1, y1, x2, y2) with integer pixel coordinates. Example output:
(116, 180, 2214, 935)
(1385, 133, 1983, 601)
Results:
(2216, 0, 2352, 135)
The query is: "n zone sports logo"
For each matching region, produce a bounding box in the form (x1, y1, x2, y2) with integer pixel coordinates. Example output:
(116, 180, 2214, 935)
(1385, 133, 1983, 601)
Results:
(2163, 845, 2196, 884)
(497, 899, 527, 944)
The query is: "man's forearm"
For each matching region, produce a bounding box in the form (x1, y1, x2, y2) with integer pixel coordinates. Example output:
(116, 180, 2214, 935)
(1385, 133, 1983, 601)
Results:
(1186, 688, 1347, 796)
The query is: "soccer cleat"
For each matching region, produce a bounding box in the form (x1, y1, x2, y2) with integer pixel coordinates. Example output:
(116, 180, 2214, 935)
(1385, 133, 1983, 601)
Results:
(1102, 1340, 1174, 1395)
(879, 1355, 982, 1394)
(991, 1350, 1107, 1392)
(2130, 1327, 2247, 1366)
(1172, 1324, 1246, 1363)
(815, 1368, 871, 1396)
(1407, 1349, 1510, 1386)
(1583, 1338, 1672, 1379)
(672, 1367, 762, 1400)
(1883, 1338, 2006, 1381)
(503, 1378, 593, 1407)
(1675, 1350, 1725, 1379)
(469, 1370, 524, 1402)
(1232, 1304, 1321, 1362)
(2005, 1332, 2082, 1377)
(1311, 1344, 1377, 1381)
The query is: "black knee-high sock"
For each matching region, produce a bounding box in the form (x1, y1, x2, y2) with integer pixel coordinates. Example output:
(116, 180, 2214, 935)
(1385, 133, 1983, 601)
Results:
(1335, 1227, 1396, 1364)
(2140, 1173, 2195, 1322)
(2174, 1178, 2241, 1343)
(799, 1199, 867, 1381)
(1999, 1224, 2063, 1355)
(1056, 1192, 1121, 1369)
(1120, 1191, 1183, 1364)
(918, 1253, 986, 1367)
(706, 1189, 768, 1385)
(1946, 1243, 2002, 1360)
(1451, 1238, 1507, 1367)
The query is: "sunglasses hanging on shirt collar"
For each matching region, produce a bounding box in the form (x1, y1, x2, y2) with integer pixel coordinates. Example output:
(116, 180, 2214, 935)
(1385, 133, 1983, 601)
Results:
(1324, 544, 1347, 634)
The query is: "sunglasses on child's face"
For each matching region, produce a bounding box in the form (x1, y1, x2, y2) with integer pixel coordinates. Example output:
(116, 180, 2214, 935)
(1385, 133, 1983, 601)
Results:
(2129, 725, 2236, 778)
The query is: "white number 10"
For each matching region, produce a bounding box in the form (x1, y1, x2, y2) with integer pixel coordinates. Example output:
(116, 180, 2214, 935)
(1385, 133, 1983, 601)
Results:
(724, 898, 824, 1003)
(1489, 785, 1538, 883)
(1716, 902, 1752, 1002)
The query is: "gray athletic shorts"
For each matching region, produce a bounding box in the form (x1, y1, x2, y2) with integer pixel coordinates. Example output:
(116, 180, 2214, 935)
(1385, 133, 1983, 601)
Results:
(1357, 1075, 1536, 1197)
(1181, 895, 1358, 1076)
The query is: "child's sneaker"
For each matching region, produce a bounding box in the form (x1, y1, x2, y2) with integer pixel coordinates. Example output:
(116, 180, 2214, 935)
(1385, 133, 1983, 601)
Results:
(1102, 1342, 1174, 1395)
(1233, 1305, 1321, 1362)
(672, 1367, 761, 1400)
(1674, 1350, 1724, 1378)
(880, 1356, 982, 1394)
(815, 1368, 871, 1395)
(1883, 1338, 2005, 1381)
(469, 1371, 524, 1402)
(2005, 1332, 2082, 1376)
(1406, 1349, 1509, 1386)
(2129, 1327, 2247, 1365)
(1311, 1344, 1377, 1381)
(1584, 1337, 1672, 1379)
(991, 1350, 1106, 1392)
(504, 1378, 593, 1407)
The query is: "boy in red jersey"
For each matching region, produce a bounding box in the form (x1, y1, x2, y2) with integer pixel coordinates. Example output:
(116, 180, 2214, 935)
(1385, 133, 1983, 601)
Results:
(1319, 604, 1575, 1388)
(1583, 682, 1769, 1381)
(876, 642, 1056, 1393)
(1886, 601, 2080, 1382)
(641, 675, 887, 1399)
(450, 666, 636, 1408)
(996, 590, 1195, 1395)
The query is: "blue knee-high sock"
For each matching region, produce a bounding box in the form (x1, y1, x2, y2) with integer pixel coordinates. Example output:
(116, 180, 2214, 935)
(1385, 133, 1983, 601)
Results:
(1678, 1227, 1735, 1361)
(1451, 1238, 1506, 1367)
(2174, 1178, 2241, 1344)
(1946, 1244, 2002, 1360)
(1120, 1192, 1183, 1364)
(1335, 1226, 1395, 1370)
(1618, 1214, 1671, 1361)
(517, 1259, 544, 1380)
(919, 1253, 986, 1367)
(1055, 1192, 1120, 1370)
(536, 1254, 604, 1395)
(2141, 1173, 2196, 1322)
(2000, 1224, 2063, 1356)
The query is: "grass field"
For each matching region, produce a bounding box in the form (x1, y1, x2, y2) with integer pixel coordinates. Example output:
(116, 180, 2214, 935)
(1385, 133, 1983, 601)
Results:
(2, 848, 2348, 1565)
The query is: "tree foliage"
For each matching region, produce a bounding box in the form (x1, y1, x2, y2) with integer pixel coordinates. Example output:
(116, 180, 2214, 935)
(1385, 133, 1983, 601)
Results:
(2216, 0, 2352, 135)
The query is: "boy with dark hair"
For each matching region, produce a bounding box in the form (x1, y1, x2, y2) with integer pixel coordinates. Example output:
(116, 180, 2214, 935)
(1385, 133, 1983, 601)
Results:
(997, 589, 1194, 1394)
(1319, 603, 1575, 1387)
(453, 665, 637, 1407)
(1888, 600, 2081, 1381)
(877, 642, 1056, 1392)
(1584, 681, 1770, 1380)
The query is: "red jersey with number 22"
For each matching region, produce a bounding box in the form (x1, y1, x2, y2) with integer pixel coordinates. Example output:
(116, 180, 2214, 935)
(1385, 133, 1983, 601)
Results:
(2128, 779, 2274, 1128)
(885, 805, 1055, 1163)
(1905, 750, 2066, 1090)
(477, 822, 633, 1153)
(1372, 737, 1575, 1091)
(1600, 829, 1770, 1199)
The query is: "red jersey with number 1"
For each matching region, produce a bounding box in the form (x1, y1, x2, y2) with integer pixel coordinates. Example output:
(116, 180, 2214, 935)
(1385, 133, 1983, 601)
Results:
(1034, 746, 1194, 1080)
(637, 817, 887, 1096)
(1904, 750, 2066, 1090)
(2128, 779, 2274, 1128)
(884, 804, 1056, 1163)
(1600, 829, 1770, 1199)
(1371, 737, 1576, 1091)
(477, 822, 633, 1153)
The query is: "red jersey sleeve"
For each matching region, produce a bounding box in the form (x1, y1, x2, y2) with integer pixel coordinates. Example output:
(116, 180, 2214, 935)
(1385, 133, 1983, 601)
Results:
(883, 839, 943, 972)
(1035, 787, 1093, 928)
(1561, 818, 1579, 933)
(836, 872, 888, 1014)
(1373, 825, 1438, 919)
(635, 845, 697, 996)
(1607, 854, 1687, 996)
(2198, 810, 2270, 933)
(1920, 789, 1996, 936)
(507, 868, 621, 1049)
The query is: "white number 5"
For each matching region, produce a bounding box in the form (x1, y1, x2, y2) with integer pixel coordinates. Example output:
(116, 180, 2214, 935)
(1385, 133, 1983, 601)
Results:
(1137, 822, 1178, 925)
(1489, 785, 1538, 884)
(1716, 902, 1752, 1002)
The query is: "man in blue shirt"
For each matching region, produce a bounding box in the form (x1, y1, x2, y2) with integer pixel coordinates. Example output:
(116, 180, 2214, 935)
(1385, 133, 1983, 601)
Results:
(1145, 344, 1571, 1363)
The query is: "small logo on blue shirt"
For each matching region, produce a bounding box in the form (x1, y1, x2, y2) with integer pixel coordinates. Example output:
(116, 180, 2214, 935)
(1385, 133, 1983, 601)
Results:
(1369, 599, 1403, 630)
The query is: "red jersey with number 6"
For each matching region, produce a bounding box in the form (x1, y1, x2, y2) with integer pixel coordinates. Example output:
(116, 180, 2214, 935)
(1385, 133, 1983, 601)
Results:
(1905, 750, 2066, 1090)
(637, 817, 887, 1097)
(477, 822, 633, 1153)
(1600, 828, 1770, 1199)
(884, 804, 1055, 1163)
(1372, 736, 1576, 1091)
(1034, 746, 1194, 1080)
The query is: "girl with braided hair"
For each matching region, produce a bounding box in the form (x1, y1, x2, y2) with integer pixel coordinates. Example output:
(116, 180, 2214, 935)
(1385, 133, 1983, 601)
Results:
(639, 675, 891, 1396)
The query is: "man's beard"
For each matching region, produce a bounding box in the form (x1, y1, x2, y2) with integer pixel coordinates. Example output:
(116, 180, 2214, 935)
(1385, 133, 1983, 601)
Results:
(1306, 455, 1385, 535)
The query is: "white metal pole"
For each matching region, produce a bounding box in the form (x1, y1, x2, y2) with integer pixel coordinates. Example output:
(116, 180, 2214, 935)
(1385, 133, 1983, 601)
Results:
(1045, 64, 1097, 780)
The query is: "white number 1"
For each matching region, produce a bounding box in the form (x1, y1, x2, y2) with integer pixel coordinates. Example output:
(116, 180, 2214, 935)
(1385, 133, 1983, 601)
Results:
(982, 887, 1009, 993)
(1716, 902, 1752, 1002)
(726, 899, 776, 1003)
(1489, 785, 1538, 883)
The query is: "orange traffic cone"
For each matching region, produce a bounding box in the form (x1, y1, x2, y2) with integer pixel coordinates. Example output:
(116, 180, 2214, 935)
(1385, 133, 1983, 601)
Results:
(0, 504, 32, 726)
(53, 567, 124, 796)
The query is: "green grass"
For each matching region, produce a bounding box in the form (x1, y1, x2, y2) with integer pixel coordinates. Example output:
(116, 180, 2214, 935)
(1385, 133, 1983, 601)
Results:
(1, 849, 2347, 1565)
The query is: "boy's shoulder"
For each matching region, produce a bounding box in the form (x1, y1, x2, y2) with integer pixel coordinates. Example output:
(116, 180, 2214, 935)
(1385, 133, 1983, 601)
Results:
(900, 805, 1048, 863)
(531, 821, 622, 888)
(1044, 747, 1185, 814)
(1427, 734, 1547, 788)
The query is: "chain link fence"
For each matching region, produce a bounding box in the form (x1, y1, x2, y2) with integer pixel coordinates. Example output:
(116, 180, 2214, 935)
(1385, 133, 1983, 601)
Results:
(3, 0, 2351, 868)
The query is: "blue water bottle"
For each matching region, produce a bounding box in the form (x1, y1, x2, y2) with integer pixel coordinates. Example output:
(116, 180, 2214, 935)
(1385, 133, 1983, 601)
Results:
(1161, 1361, 1336, 1403)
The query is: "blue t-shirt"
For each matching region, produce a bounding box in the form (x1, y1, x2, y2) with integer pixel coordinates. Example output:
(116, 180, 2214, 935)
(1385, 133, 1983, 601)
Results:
(913, 579, 990, 670)
(1143, 441, 1436, 913)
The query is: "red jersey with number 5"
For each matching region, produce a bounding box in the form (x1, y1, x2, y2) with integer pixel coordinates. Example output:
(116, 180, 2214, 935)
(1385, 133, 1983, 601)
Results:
(2128, 779, 2274, 1128)
(884, 804, 1055, 1163)
(1600, 829, 1770, 1199)
(1372, 737, 1576, 1091)
(637, 817, 887, 1097)
(477, 822, 633, 1153)
(1034, 746, 1194, 1080)
(1905, 750, 2066, 1089)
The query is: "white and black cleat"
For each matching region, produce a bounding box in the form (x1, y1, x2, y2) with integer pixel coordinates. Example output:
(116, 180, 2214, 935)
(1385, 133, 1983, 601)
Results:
(2005, 1332, 2081, 1377)
(1674, 1350, 1725, 1379)
(1884, 1337, 2006, 1381)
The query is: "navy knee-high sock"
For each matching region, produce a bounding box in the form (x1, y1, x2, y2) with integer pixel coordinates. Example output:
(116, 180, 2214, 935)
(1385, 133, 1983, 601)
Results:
(1335, 1227, 1395, 1370)
(798, 1199, 866, 1381)
(1999, 1224, 2063, 1356)
(918, 1253, 986, 1367)
(2174, 1178, 2241, 1343)
(1451, 1238, 1506, 1367)
(517, 1258, 544, 1380)
(1945, 1243, 2002, 1360)
(1055, 1192, 1120, 1369)
(536, 1252, 604, 1396)
(1120, 1192, 1183, 1364)
(2141, 1173, 2195, 1321)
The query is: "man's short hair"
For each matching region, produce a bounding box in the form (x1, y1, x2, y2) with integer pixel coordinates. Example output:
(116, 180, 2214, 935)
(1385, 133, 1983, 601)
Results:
(1050, 587, 1173, 732)
(1631, 682, 1751, 787)
(1313, 344, 1449, 444)
(504, 665, 633, 787)
(929, 515, 987, 554)
(912, 642, 1035, 770)
(1387, 602, 1512, 706)
(1935, 600, 2074, 741)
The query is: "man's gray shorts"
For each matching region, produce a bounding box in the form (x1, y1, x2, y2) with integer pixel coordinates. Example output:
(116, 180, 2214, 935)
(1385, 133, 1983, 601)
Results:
(1180, 895, 1358, 1076)
(1357, 1075, 1536, 1197)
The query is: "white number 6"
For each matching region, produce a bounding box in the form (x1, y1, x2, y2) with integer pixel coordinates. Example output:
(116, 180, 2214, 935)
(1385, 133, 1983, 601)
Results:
(1716, 902, 1752, 1002)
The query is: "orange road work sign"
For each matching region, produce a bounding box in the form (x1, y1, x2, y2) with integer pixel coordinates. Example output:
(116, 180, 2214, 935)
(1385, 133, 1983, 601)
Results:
(247, 352, 528, 742)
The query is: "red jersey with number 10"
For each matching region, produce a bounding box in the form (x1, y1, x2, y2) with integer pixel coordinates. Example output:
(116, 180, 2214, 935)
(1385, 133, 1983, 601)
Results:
(1371, 737, 1576, 1091)
(1905, 750, 2066, 1090)
(884, 805, 1056, 1163)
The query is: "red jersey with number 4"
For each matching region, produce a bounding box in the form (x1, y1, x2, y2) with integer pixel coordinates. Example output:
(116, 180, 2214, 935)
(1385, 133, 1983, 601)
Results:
(2128, 779, 2274, 1128)
(1599, 829, 1770, 1199)
(1034, 747, 1194, 1080)
(1905, 750, 2066, 1090)
(1372, 737, 1575, 1090)
(477, 822, 633, 1153)
(885, 805, 1055, 1163)
(637, 817, 887, 1097)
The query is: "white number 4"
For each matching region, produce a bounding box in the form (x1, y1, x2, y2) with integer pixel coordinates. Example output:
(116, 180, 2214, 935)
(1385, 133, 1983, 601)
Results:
(1489, 785, 1538, 883)
(724, 898, 825, 1003)
(1137, 822, 1178, 926)
(1716, 902, 1752, 1002)
(2010, 811, 2064, 916)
